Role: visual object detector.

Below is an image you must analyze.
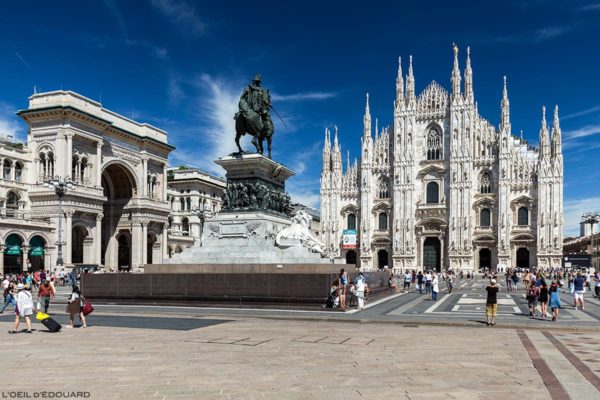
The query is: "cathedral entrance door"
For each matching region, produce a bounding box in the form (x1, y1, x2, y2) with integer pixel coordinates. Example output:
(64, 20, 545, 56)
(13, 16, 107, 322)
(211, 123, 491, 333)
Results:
(423, 237, 441, 272)
(516, 247, 530, 269)
(377, 249, 389, 270)
(345, 250, 357, 265)
(479, 248, 491, 270)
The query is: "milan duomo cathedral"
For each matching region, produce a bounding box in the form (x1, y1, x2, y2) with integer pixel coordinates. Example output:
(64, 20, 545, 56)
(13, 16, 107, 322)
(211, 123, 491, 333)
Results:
(320, 46, 564, 272)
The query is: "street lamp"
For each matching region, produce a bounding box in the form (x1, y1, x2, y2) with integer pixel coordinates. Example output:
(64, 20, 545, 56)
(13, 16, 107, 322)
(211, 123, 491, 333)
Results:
(44, 176, 77, 266)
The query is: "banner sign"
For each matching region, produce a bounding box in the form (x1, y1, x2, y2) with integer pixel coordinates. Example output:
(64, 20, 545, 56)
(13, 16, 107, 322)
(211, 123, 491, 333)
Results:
(342, 229, 357, 249)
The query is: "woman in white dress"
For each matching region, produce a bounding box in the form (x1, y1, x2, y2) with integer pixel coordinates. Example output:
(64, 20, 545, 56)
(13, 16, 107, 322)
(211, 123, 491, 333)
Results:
(9, 283, 34, 334)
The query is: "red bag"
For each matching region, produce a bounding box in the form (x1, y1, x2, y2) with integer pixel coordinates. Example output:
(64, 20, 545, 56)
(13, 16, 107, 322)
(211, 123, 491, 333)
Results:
(82, 300, 94, 316)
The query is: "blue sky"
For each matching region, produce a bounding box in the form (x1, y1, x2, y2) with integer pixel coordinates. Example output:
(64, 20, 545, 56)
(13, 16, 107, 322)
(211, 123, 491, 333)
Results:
(0, 0, 599, 236)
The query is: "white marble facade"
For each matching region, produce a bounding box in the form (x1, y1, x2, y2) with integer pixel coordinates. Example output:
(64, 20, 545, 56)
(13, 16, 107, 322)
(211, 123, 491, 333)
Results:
(0, 90, 173, 274)
(320, 47, 563, 272)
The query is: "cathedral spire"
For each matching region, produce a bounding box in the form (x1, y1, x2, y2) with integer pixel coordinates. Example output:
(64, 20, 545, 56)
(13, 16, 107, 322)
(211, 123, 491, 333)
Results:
(539, 105, 550, 159)
(500, 76, 510, 132)
(323, 126, 330, 151)
(406, 55, 415, 102)
(363, 93, 372, 139)
(395, 56, 404, 108)
(346, 150, 351, 172)
(333, 125, 340, 152)
(322, 127, 331, 174)
(551, 105, 562, 158)
(464, 46, 473, 102)
(451, 43, 461, 98)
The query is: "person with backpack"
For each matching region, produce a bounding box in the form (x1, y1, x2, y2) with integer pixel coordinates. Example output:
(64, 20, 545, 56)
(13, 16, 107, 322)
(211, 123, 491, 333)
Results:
(1, 279, 17, 313)
(37, 280, 55, 314)
(527, 282, 539, 318)
(417, 271, 424, 294)
(8, 283, 34, 334)
(66, 285, 88, 328)
(485, 279, 499, 326)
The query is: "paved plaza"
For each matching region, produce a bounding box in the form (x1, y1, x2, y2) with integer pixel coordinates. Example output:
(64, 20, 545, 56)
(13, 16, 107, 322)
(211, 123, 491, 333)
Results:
(2, 278, 600, 399)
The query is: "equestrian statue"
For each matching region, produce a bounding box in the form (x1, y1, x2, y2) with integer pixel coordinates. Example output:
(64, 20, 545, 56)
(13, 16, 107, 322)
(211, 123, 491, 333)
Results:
(234, 74, 279, 158)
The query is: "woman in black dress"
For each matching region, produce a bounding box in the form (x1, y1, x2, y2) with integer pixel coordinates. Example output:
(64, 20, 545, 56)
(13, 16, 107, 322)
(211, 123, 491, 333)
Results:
(538, 282, 549, 318)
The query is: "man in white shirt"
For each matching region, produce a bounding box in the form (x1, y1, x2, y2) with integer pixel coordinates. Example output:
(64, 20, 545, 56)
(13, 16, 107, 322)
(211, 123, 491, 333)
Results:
(425, 271, 433, 294)
(2, 276, 10, 291)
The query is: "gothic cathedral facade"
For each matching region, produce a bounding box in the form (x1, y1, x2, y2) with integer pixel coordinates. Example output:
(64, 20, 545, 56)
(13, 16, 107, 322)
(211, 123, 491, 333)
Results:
(320, 47, 563, 272)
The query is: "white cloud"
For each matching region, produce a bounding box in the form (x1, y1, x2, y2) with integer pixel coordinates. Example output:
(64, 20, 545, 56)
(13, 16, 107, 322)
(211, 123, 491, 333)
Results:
(124, 39, 168, 59)
(532, 25, 575, 42)
(287, 190, 320, 208)
(562, 104, 600, 120)
(564, 197, 600, 237)
(564, 124, 600, 140)
(580, 3, 600, 11)
(272, 91, 337, 102)
(0, 102, 23, 142)
(102, 0, 128, 38)
(151, 0, 206, 36)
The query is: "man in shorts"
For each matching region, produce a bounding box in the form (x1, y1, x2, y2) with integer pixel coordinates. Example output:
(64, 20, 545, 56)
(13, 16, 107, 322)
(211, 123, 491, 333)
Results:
(485, 279, 499, 326)
(573, 272, 586, 310)
(403, 270, 412, 293)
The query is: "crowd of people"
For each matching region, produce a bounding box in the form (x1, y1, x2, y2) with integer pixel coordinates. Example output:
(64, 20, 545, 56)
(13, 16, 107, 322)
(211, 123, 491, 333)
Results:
(2, 268, 91, 333)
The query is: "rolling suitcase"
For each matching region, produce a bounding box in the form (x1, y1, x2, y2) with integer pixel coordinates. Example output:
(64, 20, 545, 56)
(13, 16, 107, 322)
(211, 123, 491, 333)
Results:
(40, 316, 62, 332)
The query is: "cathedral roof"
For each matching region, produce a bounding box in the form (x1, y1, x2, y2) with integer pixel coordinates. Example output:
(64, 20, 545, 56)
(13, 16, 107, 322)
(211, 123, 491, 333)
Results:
(417, 81, 449, 118)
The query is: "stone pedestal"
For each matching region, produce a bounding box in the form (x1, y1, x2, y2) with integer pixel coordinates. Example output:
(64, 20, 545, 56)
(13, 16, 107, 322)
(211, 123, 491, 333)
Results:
(167, 153, 340, 265)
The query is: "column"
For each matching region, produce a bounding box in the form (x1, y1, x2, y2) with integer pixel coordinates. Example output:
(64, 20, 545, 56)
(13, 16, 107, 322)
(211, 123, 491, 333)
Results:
(95, 213, 103, 265)
(66, 133, 73, 178)
(64, 210, 73, 265)
(10, 162, 15, 181)
(162, 224, 168, 262)
(131, 221, 143, 269)
(141, 157, 148, 197)
(0, 246, 4, 276)
(22, 245, 29, 272)
(141, 220, 148, 265)
(162, 164, 168, 202)
(96, 142, 103, 186)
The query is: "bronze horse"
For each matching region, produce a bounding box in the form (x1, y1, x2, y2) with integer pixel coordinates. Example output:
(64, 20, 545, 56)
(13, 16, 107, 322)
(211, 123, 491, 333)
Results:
(234, 92, 274, 158)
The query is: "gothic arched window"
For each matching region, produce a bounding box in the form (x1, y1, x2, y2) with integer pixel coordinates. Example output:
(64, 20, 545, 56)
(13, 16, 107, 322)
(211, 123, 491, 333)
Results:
(377, 177, 389, 199)
(518, 207, 529, 226)
(480, 208, 491, 227)
(347, 213, 356, 230)
(426, 182, 439, 204)
(480, 172, 492, 194)
(378, 212, 388, 230)
(426, 127, 442, 160)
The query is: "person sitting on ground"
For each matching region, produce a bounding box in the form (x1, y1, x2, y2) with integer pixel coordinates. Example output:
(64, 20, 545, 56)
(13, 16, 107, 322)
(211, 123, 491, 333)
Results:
(388, 272, 398, 292)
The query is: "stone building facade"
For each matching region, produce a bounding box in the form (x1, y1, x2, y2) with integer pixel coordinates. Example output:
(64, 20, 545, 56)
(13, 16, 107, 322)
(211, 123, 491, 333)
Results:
(320, 47, 564, 272)
(166, 167, 226, 257)
(0, 90, 174, 274)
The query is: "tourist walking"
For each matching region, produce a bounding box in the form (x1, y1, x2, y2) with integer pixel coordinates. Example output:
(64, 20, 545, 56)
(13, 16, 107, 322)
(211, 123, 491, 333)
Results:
(1, 279, 17, 313)
(573, 272, 586, 311)
(425, 271, 432, 294)
(485, 279, 499, 326)
(37, 280, 55, 314)
(505, 270, 513, 293)
(549, 279, 562, 321)
(594, 272, 600, 298)
(431, 273, 439, 301)
(403, 270, 412, 293)
(538, 282, 549, 318)
(356, 272, 366, 310)
(447, 273, 454, 294)
(8, 283, 34, 334)
(527, 282, 539, 318)
(417, 271, 423, 294)
(66, 285, 88, 328)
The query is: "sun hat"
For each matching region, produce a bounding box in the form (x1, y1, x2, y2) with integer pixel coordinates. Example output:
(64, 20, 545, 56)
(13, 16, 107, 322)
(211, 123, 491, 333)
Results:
(16, 283, 25, 290)
(490, 279, 496, 284)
